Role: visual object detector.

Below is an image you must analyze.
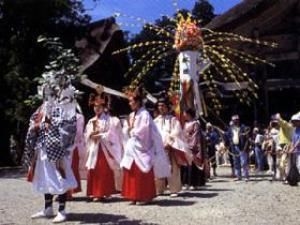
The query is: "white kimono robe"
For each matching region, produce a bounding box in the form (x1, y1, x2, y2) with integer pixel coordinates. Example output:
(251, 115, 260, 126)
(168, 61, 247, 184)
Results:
(85, 113, 122, 172)
(154, 114, 192, 164)
(121, 107, 170, 178)
(71, 113, 86, 179)
(109, 116, 124, 191)
(31, 105, 77, 195)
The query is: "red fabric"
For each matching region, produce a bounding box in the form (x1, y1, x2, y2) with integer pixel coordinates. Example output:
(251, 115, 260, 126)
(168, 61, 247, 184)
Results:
(122, 162, 156, 202)
(174, 150, 189, 166)
(68, 148, 82, 195)
(87, 148, 116, 198)
(166, 146, 189, 166)
(26, 166, 34, 182)
(26, 159, 36, 182)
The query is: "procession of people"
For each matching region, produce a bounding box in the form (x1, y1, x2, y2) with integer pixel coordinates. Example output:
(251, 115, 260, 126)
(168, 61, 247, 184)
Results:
(23, 86, 300, 223)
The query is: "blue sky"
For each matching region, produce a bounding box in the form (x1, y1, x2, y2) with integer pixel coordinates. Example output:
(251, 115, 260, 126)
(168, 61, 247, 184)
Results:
(83, 0, 241, 34)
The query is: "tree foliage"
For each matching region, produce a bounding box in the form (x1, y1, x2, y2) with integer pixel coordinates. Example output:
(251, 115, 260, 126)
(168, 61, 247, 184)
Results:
(0, 0, 90, 165)
(192, 0, 216, 26)
(0, 0, 216, 165)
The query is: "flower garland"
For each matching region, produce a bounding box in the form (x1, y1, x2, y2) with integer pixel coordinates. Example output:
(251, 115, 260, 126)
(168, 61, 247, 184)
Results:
(174, 16, 203, 51)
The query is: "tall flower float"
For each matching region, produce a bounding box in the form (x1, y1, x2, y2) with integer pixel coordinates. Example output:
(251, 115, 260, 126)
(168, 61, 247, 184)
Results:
(174, 14, 209, 116)
(112, 5, 276, 119)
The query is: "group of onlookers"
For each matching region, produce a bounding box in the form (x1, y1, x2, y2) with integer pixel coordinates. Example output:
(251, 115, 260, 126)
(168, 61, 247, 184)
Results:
(205, 112, 300, 184)
(250, 112, 300, 184)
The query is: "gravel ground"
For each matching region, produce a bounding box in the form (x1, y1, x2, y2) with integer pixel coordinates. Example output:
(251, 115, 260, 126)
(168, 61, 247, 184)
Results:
(0, 166, 300, 225)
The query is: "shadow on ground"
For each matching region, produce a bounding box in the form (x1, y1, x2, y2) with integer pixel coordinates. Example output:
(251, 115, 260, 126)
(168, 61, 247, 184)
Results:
(180, 192, 218, 198)
(208, 178, 232, 183)
(154, 198, 196, 207)
(68, 212, 159, 225)
(70, 196, 125, 203)
(0, 167, 26, 179)
(198, 187, 234, 192)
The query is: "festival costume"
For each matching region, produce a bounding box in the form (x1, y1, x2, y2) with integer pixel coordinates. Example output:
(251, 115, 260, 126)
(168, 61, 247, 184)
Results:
(154, 114, 192, 195)
(121, 107, 169, 202)
(23, 39, 86, 222)
(85, 112, 121, 198)
(182, 119, 205, 188)
(109, 116, 124, 191)
(68, 113, 85, 197)
(24, 98, 77, 222)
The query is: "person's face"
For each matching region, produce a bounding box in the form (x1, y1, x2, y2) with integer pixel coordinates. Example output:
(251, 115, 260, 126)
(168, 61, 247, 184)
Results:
(183, 111, 191, 121)
(233, 119, 240, 126)
(93, 104, 104, 116)
(270, 121, 279, 129)
(157, 103, 168, 115)
(129, 96, 140, 111)
(292, 120, 300, 127)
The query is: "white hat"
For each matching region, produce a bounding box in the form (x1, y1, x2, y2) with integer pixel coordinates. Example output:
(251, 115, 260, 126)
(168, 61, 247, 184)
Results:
(291, 113, 300, 121)
(231, 115, 239, 120)
(206, 122, 212, 128)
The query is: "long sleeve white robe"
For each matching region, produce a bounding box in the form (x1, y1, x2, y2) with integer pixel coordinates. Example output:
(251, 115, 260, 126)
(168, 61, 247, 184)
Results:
(120, 107, 170, 178)
(154, 114, 193, 165)
(85, 113, 121, 171)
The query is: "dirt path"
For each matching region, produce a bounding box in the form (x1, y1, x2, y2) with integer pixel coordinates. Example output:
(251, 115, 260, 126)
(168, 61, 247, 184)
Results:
(0, 166, 299, 225)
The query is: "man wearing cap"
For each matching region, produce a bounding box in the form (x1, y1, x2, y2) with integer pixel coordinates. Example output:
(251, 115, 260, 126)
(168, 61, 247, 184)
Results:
(228, 115, 250, 181)
(265, 118, 280, 177)
(154, 97, 192, 197)
(252, 127, 264, 173)
(290, 112, 300, 175)
(205, 122, 220, 177)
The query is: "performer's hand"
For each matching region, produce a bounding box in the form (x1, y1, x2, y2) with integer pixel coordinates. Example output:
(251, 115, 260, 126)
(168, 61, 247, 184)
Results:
(129, 129, 135, 137)
(90, 131, 101, 141)
(45, 122, 50, 130)
(33, 124, 40, 131)
(165, 144, 171, 151)
(99, 133, 106, 140)
(167, 136, 174, 144)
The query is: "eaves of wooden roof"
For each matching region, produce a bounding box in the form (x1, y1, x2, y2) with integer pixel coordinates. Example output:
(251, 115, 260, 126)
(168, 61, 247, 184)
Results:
(205, 0, 296, 32)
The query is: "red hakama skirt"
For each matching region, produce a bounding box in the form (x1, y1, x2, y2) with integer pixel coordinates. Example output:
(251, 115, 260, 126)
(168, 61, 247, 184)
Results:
(87, 149, 116, 198)
(122, 161, 156, 202)
(69, 148, 81, 194)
